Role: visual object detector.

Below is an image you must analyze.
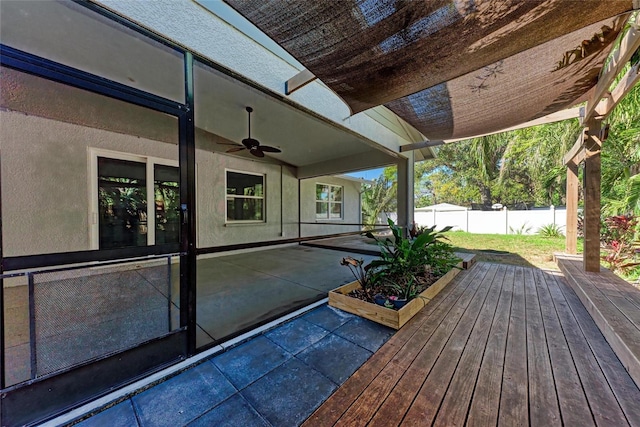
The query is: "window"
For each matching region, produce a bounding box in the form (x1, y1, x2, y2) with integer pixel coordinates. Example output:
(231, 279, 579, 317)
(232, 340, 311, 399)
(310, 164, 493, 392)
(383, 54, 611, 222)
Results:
(98, 157, 148, 249)
(226, 171, 265, 222)
(316, 184, 342, 219)
(93, 151, 179, 249)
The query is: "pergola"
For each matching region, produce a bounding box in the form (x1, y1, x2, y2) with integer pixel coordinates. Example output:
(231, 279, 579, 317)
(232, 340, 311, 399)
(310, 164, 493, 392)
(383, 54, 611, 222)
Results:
(226, 0, 640, 272)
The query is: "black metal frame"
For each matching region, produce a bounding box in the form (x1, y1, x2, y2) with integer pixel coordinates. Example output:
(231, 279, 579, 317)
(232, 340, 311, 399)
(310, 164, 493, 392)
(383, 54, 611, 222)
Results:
(27, 273, 37, 379)
(0, 2, 195, 421)
(2, 244, 181, 271)
(298, 179, 302, 239)
(299, 222, 390, 227)
(180, 52, 198, 355)
(0, 45, 183, 116)
(0, 151, 4, 389)
(194, 229, 385, 256)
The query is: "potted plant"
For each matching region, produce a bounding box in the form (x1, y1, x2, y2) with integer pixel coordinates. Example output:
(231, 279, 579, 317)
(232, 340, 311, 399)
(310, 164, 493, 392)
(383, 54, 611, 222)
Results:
(329, 219, 468, 329)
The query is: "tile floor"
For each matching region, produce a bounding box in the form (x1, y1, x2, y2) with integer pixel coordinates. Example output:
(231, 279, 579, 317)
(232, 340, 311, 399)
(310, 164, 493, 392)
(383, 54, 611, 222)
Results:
(73, 305, 394, 427)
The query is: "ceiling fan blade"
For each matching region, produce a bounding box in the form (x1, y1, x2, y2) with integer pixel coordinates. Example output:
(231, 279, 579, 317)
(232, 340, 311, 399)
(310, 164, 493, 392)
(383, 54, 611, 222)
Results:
(226, 146, 246, 153)
(217, 141, 241, 146)
(250, 149, 265, 158)
(259, 146, 282, 153)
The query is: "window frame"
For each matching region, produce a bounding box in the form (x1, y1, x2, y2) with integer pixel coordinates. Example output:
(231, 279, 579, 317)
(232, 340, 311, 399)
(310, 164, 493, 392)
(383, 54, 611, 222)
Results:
(315, 183, 343, 220)
(89, 148, 178, 249)
(225, 169, 266, 224)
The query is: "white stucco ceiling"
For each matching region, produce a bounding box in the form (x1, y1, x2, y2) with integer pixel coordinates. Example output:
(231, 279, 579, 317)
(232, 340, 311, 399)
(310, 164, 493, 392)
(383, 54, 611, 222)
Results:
(193, 61, 399, 169)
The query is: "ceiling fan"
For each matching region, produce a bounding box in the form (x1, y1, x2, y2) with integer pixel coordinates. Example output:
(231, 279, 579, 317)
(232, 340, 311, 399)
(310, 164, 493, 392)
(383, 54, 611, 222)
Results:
(226, 107, 282, 158)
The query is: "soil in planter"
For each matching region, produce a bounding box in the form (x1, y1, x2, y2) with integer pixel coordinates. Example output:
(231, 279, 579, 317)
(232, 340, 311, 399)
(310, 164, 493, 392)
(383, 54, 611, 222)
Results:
(347, 271, 440, 310)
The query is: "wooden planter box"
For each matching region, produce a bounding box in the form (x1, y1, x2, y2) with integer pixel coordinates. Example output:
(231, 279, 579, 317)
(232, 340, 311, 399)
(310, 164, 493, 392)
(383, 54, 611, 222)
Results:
(328, 263, 464, 330)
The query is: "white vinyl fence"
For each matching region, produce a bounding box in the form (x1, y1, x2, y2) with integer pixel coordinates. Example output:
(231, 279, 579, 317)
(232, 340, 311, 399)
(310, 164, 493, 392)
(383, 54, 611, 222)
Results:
(381, 206, 566, 235)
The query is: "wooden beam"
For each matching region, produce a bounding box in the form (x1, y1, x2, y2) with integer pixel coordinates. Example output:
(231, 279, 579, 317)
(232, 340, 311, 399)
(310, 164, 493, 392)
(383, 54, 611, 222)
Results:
(563, 130, 586, 165)
(400, 140, 445, 152)
(585, 134, 603, 151)
(583, 118, 602, 272)
(285, 69, 316, 95)
(574, 148, 586, 164)
(584, 13, 640, 122)
(492, 107, 582, 133)
(565, 161, 579, 254)
(444, 107, 582, 144)
(595, 62, 640, 118)
(563, 125, 608, 164)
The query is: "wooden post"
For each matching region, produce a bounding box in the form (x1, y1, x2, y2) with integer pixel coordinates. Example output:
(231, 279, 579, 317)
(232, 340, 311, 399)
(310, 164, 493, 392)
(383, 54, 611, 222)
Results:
(583, 119, 602, 272)
(565, 160, 579, 254)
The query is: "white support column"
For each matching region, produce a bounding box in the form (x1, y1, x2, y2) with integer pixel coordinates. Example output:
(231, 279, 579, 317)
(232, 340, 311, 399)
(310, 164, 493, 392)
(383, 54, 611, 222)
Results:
(396, 152, 415, 233)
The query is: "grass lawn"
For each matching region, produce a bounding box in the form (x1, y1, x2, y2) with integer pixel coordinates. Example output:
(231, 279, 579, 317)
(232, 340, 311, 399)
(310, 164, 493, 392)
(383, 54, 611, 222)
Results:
(445, 231, 577, 270)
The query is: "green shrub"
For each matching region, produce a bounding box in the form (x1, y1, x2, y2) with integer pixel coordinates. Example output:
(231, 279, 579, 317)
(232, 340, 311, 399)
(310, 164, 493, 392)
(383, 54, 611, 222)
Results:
(361, 219, 460, 300)
(538, 223, 565, 237)
(509, 223, 532, 235)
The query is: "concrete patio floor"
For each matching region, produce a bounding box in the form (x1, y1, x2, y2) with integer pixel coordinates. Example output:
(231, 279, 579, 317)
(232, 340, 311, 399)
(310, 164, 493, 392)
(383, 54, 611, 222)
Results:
(71, 305, 394, 427)
(195, 245, 378, 346)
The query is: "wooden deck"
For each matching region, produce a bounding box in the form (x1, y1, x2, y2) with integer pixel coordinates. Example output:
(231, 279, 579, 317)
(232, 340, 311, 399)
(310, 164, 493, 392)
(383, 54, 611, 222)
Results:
(556, 254, 640, 389)
(303, 262, 640, 426)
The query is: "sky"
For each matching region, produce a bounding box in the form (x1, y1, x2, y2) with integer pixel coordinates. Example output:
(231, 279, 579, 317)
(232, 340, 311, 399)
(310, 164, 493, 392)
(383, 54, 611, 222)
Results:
(346, 168, 384, 180)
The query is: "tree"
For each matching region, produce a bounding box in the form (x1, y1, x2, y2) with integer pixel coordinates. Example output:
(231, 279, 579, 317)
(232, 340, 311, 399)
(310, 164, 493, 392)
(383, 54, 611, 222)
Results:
(361, 170, 396, 227)
(601, 77, 640, 215)
(420, 133, 512, 208)
(499, 118, 581, 206)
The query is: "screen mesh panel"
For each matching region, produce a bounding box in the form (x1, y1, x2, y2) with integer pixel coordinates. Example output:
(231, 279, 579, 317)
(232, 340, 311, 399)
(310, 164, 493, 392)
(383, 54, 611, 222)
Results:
(32, 261, 174, 377)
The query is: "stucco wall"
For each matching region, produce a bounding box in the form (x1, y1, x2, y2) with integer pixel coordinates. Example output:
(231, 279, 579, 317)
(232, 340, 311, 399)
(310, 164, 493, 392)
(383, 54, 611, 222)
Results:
(0, 111, 178, 257)
(195, 147, 299, 248)
(300, 177, 361, 237)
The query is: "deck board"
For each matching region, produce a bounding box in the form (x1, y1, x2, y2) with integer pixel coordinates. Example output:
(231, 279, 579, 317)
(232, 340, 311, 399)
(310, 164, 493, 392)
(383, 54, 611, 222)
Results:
(401, 263, 498, 425)
(304, 262, 640, 426)
(467, 265, 512, 427)
(524, 267, 561, 426)
(552, 271, 640, 426)
(534, 269, 595, 427)
(498, 266, 529, 427)
(533, 270, 627, 426)
(433, 264, 506, 427)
